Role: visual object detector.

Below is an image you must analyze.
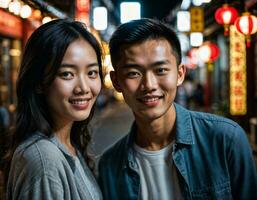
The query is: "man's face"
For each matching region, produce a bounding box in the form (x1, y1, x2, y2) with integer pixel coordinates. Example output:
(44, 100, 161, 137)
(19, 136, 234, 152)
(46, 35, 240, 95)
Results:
(111, 39, 185, 121)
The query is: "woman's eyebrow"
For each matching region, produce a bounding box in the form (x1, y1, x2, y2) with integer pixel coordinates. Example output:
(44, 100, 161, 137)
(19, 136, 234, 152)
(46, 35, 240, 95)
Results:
(60, 63, 99, 68)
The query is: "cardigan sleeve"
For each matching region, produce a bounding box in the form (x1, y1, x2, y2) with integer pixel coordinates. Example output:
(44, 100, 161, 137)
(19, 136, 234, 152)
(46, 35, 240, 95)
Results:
(19, 173, 64, 200)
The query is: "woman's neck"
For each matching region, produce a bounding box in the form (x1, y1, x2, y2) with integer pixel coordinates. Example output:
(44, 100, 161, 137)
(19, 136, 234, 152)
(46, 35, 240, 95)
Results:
(54, 122, 76, 156)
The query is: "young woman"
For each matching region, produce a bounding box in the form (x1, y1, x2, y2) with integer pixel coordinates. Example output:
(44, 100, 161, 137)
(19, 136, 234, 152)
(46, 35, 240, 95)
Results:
(4, 19, 103, 199)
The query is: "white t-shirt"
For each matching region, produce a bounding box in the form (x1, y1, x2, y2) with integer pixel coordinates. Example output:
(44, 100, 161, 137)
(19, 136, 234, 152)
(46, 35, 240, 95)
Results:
(134, 142, 183, 200)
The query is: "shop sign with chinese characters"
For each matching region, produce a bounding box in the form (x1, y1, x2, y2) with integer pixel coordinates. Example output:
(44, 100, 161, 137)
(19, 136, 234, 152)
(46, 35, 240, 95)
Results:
(229, 25, 247, 115)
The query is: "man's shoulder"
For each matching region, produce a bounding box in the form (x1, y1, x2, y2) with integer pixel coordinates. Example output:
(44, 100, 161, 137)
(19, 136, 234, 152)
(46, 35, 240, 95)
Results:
(189, 110, 244, 137)
(99, 134, 129, 164)
(190, 110, 238, 127)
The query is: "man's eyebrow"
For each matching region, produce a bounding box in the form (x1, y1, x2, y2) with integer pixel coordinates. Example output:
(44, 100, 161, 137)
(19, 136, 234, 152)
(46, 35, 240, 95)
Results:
(149, 60, 170, 68)
(121, 60, 171, 69)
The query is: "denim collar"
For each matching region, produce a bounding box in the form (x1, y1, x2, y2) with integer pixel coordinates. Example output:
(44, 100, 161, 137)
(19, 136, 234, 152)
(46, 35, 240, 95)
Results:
(123, 103, 194, 169)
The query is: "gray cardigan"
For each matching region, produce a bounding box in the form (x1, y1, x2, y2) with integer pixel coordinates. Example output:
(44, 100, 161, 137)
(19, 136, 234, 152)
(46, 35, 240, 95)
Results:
(7, 132, 102, 200)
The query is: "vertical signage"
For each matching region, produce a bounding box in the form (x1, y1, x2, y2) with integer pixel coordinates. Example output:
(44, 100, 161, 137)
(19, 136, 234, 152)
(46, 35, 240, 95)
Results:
(190, 7, 204, 32)
(229, 25, 247, 115)
(76, 0, 90, 26)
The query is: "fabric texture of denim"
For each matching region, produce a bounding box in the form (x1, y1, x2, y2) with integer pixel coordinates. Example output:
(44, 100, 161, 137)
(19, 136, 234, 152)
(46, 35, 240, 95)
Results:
(98, 103, 257, 200)
(7, 132, 103, 200)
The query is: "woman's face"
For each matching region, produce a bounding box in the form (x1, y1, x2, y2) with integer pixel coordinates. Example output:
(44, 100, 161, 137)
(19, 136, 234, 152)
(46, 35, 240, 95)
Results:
(46, 39, 101, 129)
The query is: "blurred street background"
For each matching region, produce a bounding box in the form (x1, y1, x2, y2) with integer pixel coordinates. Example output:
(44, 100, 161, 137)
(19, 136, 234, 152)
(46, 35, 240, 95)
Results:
(0, 0, 257, 198)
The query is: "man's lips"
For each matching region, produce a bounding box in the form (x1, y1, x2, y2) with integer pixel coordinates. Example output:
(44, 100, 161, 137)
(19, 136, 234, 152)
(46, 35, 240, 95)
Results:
(137, 95, 163, 106)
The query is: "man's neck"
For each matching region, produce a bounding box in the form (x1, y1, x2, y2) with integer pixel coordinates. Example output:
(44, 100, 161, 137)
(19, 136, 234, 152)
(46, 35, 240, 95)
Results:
(135, 105, 176, 151)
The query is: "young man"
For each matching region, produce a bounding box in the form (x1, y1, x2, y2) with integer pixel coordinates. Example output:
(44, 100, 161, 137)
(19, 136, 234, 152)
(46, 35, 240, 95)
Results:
(98, 18, 257, 199)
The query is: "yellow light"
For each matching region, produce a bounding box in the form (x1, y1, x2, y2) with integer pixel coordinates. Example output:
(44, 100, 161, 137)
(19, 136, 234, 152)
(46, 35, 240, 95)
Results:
(113, 91, 124, 101)
(42, 16, 52, 24)
(104, 74, 113, 89)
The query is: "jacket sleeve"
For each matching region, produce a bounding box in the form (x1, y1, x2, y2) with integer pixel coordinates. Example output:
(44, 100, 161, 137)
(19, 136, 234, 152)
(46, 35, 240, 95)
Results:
(228, 125, 257, 200)
(19, 173, 64, 200)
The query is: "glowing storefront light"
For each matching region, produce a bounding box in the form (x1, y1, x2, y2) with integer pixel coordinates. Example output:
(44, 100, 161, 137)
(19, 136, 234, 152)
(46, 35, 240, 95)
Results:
(0, 0, 12, 8)
(192, 0, 202, 6)
(180, 0, 191, 10)
(177, 11, 190, 32)
(190, 32, 203, 47)
(93, 7, 108, 30)
(120, 2, 141, 23)
(20, 5, 32, 18)
(8, 0, 21, 15)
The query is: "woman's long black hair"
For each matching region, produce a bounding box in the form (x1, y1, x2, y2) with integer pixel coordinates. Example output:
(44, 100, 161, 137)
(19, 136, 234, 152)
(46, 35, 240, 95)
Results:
(2, 19, 103, 183)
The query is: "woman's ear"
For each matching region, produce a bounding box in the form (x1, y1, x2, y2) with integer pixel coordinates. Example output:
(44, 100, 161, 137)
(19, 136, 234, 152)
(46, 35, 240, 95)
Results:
(177, 64, 186, 86)
(110, 71, 122, 92)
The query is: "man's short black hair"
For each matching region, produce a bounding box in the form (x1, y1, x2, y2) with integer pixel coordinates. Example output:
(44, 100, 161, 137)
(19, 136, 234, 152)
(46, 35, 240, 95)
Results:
(109, 18, 182, 69)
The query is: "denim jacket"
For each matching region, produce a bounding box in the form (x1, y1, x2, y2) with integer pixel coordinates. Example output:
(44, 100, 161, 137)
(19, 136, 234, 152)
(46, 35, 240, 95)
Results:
(98, 103, 257, 200)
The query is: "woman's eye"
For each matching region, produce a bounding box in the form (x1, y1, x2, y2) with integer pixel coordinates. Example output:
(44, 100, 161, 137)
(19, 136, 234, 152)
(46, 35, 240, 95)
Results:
(59, 71, 73, 79)
(88, 70, 99, 78)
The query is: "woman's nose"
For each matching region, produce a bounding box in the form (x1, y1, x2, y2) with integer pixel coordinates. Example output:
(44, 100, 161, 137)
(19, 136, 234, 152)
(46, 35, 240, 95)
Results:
(74, 77, 90, 95)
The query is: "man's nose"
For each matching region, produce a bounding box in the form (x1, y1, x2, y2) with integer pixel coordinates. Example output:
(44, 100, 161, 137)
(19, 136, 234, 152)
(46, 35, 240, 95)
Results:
(141, 72, 158, 92)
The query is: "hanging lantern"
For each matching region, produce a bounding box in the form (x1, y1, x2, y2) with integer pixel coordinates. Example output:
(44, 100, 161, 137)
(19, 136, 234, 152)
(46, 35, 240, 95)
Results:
(235, 12, 257, 47)
(215, 4, 238, 36)
(199, 42, 220, 63)
(187, 48, 199, 69)
(198, 42, 220, 71)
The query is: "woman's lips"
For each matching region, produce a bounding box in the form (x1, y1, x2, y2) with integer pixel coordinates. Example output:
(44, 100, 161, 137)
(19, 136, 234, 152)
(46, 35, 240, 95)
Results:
(69, 98, 91, 110)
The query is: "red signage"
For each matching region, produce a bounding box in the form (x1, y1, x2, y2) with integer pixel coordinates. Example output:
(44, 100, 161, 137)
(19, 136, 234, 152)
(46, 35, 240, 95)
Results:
(75, 0, 90, 26)
(0, 9, 23, 38)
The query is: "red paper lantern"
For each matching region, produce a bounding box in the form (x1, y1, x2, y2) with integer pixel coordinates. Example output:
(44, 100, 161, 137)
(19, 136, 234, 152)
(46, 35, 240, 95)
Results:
(198, 42, 220, 63)
(235, 12, 257, 47)
(215, 4, 238, 36)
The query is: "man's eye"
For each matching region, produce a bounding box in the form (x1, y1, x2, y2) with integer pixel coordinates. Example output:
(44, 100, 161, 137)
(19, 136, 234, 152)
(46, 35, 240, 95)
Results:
(127, 71, 140, 78)
(88, 70, 99, 78)
(59, 71, 73, 79)
(156, 68, 168, 75)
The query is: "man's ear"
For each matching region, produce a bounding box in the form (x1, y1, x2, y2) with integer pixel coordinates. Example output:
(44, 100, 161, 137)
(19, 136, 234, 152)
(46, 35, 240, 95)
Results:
(177, 64, 186, 86)
(110, 71, 122, 92)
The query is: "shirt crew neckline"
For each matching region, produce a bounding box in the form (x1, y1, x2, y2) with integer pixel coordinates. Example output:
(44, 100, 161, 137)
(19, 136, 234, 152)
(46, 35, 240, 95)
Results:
(133, 141, 174, 156)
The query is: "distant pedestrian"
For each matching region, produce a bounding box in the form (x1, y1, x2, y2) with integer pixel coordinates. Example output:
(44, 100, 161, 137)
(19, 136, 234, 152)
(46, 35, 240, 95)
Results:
(0, 106, 9, 130)
(98, 18, 257, 200)
(3, 19, 103, 200)
(193, 82, 204, 110)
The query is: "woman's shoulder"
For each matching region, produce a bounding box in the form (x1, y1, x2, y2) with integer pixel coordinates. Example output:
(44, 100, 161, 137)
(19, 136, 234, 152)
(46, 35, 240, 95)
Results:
(12, 133, 64, 174)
